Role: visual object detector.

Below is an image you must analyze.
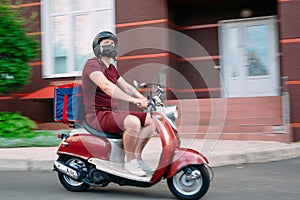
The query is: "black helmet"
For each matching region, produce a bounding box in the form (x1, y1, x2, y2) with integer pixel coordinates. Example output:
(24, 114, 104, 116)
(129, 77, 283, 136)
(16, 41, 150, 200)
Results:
(92, 31, 118, 58)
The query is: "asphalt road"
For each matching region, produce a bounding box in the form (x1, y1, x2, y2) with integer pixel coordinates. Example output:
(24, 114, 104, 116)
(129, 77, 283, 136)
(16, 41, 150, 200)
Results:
(1, 158, 300, 200)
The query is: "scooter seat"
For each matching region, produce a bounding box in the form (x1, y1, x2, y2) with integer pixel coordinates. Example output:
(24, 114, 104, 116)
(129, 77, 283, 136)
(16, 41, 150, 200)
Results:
(83, 121, 123, 139)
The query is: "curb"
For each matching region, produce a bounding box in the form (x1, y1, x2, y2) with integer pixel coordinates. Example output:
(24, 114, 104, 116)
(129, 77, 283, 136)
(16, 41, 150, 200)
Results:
(208, 146, 300, 167)
(0, 159, 54, 171)
(1, 140, 300, 171)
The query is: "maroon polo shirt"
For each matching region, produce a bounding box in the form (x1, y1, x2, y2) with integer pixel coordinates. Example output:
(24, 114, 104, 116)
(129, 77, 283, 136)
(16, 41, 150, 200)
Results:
(82, 57, 146, 133)
(82, 57, 120, 114)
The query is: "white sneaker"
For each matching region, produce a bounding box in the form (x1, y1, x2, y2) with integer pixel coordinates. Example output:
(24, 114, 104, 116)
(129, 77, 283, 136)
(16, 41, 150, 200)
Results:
(138, 160, 153, 174)
(124, 159, 146, 176)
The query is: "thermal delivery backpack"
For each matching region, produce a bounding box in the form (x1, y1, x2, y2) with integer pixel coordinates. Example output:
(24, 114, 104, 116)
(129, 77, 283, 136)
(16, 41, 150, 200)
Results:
(53, 83, 83, 126)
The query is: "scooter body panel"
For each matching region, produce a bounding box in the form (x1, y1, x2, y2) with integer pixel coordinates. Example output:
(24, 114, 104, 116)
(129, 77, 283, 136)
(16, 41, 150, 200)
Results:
(150, 114, 179, 183)
(57, 134, 111, 160)
(88, 157, 152, 183)
(165, 148, 209, 179)
(152, 113, 179, 147)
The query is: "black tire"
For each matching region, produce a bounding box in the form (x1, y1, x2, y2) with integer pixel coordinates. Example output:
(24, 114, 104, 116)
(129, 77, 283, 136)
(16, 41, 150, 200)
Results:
(167, 165, 210, 200)
(57, 156, 90, 192)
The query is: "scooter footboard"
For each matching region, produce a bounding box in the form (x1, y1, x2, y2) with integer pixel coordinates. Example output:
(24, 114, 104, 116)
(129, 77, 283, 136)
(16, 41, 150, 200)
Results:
(165, 148, 208, 179)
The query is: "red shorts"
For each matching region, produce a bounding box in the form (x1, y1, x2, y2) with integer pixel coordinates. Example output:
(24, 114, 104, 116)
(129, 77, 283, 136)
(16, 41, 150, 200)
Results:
(87, 109, 147, 134)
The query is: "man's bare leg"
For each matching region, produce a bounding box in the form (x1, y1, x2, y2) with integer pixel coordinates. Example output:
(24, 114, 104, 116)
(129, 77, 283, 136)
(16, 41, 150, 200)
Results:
(134, 123, 155, 160)
(123, 115, 140, 162)
(123, 115, 148, 176)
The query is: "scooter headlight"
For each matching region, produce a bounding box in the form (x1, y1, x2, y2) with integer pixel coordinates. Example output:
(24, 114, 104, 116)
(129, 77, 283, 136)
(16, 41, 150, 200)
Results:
(163, 105, 178, 121)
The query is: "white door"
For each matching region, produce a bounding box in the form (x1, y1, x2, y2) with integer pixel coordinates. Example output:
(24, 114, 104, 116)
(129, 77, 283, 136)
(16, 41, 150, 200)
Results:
(219, 16, 280, 98)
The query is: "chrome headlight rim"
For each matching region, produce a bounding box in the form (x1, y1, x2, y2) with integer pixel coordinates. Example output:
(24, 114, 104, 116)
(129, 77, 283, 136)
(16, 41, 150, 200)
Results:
(164, 105, 178, 121)
(174, 106, 178, 120)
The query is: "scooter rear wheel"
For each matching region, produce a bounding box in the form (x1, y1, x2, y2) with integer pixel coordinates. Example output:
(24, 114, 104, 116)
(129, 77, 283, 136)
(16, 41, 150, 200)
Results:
(57, 156, 90, 192)
(167, 164, 210, 200)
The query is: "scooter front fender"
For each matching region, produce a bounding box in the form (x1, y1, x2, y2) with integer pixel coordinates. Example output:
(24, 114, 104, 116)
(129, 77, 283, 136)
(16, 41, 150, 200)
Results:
(165, 148, 208, 179)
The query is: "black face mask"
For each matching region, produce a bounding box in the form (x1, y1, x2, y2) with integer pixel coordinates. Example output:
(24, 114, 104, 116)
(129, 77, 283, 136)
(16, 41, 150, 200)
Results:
(100, 44, 117, 59)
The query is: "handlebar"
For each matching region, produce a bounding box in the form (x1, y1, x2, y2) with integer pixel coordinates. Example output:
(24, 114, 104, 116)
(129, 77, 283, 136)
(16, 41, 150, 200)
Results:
(133, 81, 165, 112)
(133, 81, 178, 127)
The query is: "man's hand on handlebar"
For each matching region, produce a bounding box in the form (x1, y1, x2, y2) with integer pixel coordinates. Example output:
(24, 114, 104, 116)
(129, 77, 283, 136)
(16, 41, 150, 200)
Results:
(130, 97, 148, 108)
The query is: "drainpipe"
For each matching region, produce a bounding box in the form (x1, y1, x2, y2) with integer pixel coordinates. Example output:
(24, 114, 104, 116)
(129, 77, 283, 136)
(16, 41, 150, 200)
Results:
(281, 76, 291, 135)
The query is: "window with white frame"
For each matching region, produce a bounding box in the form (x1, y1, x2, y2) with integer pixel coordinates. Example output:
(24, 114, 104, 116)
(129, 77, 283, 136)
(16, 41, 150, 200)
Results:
(41, 0, 116, 78)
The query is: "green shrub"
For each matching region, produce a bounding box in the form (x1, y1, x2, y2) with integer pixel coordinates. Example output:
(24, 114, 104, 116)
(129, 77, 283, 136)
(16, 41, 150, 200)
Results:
(0, 4, 39, 93)
(0, 112, 38, 138)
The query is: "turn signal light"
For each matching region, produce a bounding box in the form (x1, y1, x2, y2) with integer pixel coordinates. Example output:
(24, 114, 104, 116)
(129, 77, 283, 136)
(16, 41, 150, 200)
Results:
(57, 133, 67, 139)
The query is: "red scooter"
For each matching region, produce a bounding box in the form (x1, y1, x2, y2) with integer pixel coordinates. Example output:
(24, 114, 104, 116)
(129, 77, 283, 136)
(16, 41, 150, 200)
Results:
(53, 81, 212, 200)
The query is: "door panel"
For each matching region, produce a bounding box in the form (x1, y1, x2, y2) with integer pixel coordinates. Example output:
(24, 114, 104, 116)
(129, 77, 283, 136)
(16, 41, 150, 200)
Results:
(222, 27, 241, 97)
(219, 17, 280, 98)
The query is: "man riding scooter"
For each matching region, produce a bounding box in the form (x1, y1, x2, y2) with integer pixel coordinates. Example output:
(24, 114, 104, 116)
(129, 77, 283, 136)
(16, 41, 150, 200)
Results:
(81, 31, 155, 176)
(53, 31, 212, 200)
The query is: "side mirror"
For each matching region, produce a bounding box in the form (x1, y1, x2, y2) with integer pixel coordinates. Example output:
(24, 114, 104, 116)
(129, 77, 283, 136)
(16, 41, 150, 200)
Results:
(133, 80, 146, 90)
(133, 80, 139, 89)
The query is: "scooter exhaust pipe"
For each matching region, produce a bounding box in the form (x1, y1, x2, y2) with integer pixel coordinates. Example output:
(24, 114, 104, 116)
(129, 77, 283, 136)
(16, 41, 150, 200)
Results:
(54, 161, 79, 180)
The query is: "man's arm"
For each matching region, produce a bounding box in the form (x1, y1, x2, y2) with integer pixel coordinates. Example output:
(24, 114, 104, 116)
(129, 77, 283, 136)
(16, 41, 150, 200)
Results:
(117, 77, 145, 99)
(89, 71, 144, 105)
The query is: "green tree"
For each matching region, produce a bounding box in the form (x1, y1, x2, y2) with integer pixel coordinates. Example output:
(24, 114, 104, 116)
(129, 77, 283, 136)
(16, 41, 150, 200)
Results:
(0, 4, 38, 94)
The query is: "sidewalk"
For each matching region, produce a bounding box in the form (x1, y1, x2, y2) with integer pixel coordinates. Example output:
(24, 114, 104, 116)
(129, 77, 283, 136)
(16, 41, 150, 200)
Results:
(0, 138, 300, 171)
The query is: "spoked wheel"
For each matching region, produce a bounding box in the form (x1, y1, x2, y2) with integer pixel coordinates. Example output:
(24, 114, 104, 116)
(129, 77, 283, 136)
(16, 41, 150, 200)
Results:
(57, 157, 90, 192)
(167, 165, 210, 200)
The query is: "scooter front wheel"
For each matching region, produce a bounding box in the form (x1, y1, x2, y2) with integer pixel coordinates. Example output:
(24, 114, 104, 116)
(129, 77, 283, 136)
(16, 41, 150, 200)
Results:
(57, 156, 90, 192)
(167, 164, 210, 200)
